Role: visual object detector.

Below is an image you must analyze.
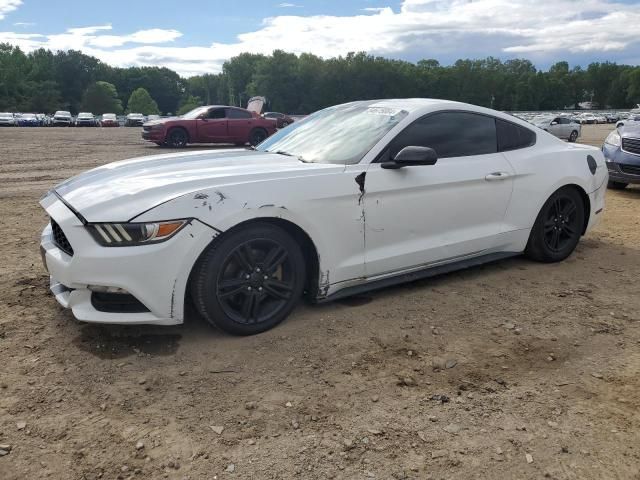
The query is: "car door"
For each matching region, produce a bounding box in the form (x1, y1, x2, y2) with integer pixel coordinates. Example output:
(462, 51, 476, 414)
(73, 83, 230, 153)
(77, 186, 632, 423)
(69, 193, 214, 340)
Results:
(548, 117, 564, 138)
(363, 111, 514, 279)
(196, 108, 228, 142)
(560, 118, 574, 138)
(226, 108, 254, 142)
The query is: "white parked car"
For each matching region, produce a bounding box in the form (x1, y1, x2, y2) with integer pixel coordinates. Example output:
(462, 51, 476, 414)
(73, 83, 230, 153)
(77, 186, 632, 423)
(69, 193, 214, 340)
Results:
(0, 112, 15, 126)
(40, 99, 608, 335)
(616, 114, 640, 129)
(531, 115, 581, 142)
(52, 111, 72, 127)
(579, 113, 597, 124)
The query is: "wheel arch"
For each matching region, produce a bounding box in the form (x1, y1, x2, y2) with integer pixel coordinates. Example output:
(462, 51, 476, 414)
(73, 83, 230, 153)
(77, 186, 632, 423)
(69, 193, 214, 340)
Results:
(167, 125, 190, 143)
(558, 183, 591, 235)
(185, 216, 321, 310)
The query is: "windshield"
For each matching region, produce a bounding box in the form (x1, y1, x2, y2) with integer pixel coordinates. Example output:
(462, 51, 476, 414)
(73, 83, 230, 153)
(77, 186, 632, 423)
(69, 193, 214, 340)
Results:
(78, 113, 92, 118)
(181, 106, 208, 119)
(532, 115, 552, 124)
(0, 113, 12, 118)
(103, 114, 116, 119)
(128, 113, 143, 118)
(257, 103, 409, 164)
(55, 111, 70, 117)
(22, 114, 36, 119)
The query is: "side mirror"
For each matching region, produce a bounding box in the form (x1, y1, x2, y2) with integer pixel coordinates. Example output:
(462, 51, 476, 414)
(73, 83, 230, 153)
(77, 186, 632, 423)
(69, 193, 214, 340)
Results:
(381, 146, 438, 169)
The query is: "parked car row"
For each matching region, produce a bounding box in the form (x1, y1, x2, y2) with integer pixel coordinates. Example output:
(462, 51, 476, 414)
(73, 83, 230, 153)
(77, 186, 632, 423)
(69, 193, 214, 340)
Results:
(0, 111, 165, 127)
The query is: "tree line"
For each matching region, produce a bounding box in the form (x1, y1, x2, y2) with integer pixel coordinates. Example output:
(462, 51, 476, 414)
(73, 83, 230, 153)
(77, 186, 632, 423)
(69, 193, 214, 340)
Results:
(2, 43, 640, 115)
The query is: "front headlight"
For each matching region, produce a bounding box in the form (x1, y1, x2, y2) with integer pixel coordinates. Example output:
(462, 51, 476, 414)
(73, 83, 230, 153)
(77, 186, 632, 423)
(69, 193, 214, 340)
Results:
(87, 220, 190, 246)
(605, 131, 621, 147)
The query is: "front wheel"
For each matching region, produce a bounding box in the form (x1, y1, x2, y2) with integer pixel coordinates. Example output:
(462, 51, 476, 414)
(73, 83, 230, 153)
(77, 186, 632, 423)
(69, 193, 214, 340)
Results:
(191, 223, 306, 335)
(568, 130, 578, 142)
(166, 128, 188, 148)
(608, 181, 628, 190)
(525, 187, 585, 263)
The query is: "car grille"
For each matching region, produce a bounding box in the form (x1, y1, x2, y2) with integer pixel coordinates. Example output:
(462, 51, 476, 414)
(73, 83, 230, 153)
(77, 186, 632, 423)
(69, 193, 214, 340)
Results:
(51, 219, 73, 256)
(620, 164, 640, 176)
(621, 137, 640, 155)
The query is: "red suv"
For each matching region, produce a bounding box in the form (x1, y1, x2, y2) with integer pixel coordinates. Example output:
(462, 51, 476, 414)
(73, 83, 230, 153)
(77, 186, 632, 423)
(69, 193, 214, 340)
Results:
(142, 106, 277, 148)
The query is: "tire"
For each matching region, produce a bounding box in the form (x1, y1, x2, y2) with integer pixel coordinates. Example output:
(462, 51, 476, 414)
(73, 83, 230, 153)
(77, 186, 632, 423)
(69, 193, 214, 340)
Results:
(608, 181, 628, 190)
(568, 130, 578, 142)
(249, 128, 268, 146)
(525, 187, 585, 263)
(166, 128, 188, 148)
(191, 222, 306, 335)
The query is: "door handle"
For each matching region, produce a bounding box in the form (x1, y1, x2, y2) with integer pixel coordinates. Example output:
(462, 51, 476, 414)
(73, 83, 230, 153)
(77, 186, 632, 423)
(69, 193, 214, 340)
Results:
(485, 172, 511, 181)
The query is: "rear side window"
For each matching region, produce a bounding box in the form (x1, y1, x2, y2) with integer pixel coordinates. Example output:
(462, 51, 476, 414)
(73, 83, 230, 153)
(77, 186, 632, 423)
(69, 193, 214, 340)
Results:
(496, 120, 536, 152)
(227, 109, 252, 119)
(389, 112, 497, 158)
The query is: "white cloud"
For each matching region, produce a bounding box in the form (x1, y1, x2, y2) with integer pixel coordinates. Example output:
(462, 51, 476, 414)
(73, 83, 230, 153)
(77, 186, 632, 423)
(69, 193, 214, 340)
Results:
(278, 3, 302, 7)
(1, 0, 640, 76)
(13, 21, 34, 27)
(0, 0, 21, 20)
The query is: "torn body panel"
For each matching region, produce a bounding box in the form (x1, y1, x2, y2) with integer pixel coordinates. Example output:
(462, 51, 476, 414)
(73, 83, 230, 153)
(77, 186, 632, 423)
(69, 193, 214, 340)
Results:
(135, 163, 368, 301)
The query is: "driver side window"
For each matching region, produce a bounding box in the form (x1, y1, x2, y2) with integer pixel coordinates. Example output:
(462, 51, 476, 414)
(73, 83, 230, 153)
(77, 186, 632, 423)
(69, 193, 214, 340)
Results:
(387, 112, 498, 159)
(207, 108, 226, 119)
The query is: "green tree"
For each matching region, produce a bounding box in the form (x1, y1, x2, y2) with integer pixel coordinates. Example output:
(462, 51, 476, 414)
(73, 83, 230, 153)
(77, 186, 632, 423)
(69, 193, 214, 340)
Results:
(177, 95, 202, 115)
(82, 81, 122, 114)
(126, 87, 160, 115)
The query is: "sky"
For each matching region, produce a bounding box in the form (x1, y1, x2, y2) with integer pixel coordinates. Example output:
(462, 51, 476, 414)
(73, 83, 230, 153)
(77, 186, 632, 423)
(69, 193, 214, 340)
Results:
(1, 0, 640, 77)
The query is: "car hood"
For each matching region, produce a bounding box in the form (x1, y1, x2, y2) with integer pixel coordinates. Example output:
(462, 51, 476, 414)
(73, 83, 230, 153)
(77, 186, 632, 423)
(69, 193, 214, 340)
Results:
(619, 126, 640, 138)
(51, 149, 341, 222)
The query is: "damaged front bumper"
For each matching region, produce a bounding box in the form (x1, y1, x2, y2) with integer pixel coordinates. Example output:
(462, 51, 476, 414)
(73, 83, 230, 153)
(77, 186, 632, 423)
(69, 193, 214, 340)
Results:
(40, 193, 217, 325)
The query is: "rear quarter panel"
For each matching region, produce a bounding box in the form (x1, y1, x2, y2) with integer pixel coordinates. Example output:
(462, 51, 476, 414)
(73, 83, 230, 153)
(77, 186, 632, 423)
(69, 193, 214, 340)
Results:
(501, 134, 607, 233)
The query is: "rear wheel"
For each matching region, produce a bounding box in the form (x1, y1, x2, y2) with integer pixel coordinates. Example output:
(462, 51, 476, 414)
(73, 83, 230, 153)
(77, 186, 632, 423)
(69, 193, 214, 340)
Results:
(191, 223, 305, 335)
(525, 187, 584, 263)
(249, 128, 268, 146)
(608, 181, 628, 190)
(568, 130, 578, 142)
(167, 128, 188, 148)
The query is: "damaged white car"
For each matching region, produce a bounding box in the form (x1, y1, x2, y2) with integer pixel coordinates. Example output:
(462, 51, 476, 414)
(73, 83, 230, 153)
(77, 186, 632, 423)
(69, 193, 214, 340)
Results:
(40, 99, 608, 335)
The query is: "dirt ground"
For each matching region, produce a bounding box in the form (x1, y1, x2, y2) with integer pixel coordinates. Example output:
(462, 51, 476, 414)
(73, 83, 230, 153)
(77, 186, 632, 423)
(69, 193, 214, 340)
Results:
(0, 125, 639, 480)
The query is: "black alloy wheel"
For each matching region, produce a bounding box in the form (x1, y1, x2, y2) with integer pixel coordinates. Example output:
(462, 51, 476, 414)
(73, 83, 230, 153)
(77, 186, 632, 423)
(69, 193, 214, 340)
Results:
(192, 223, 305, 335)
(167, 128, 188, 148)
(526, 187, 584, 263)
(607, 181, 628, 190)
(569, 130, 578, 142)
(542, 196, 580, 253)
(249, 129, 267, 146)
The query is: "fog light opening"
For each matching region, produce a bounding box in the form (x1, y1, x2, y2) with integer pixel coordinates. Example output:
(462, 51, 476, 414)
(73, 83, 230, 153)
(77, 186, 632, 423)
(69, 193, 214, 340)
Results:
(87, 285, 130, 294)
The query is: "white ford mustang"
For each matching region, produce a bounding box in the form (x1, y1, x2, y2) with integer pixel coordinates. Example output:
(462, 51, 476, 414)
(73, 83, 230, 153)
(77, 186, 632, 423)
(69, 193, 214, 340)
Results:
(40, 99, 608, 335)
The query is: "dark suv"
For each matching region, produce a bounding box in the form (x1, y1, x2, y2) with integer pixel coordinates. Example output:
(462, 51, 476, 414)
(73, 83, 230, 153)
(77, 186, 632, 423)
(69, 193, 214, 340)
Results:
(602, 125, 640, 189)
